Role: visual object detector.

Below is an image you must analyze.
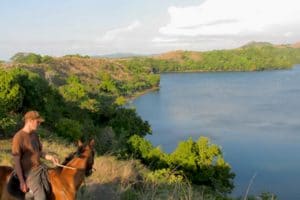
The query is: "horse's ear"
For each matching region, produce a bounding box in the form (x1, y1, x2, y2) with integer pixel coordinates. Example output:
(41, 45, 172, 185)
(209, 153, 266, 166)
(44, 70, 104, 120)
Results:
(89, 139, 95, 147)
(77, 140, 83, 147)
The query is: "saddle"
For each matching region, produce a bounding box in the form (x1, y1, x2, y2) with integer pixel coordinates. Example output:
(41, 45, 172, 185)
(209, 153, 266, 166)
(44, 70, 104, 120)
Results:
(7, 172, 34, 200)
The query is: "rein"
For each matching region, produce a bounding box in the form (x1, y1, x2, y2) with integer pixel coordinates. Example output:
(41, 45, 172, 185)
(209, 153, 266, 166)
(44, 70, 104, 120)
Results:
(55, 163, 96, 172)
(55, 163, 77, 170)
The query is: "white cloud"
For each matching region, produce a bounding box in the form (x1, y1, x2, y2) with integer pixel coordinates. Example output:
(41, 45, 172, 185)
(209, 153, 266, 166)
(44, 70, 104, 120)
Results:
(97, 20, 141, 42)
(152, 37, 178, 43)
(159, 0, 300, 36)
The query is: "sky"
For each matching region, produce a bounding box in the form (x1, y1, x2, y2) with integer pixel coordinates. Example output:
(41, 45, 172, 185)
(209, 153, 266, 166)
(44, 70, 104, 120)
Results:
(0, 0, 300, 60)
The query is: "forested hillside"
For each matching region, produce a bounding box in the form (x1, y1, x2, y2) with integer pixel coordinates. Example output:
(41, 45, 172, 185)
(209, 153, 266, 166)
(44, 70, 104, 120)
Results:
(0, 41, 296, 199)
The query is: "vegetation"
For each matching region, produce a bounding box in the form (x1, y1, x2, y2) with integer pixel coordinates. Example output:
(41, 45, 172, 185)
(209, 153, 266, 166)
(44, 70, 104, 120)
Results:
(128, 135, 235, 194)
(126, 44, 300, 73)
(1, 42, 294, 198)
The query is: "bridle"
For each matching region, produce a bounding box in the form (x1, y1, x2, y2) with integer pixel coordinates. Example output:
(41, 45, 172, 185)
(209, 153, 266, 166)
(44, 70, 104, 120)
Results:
(57, 144, 96, 176)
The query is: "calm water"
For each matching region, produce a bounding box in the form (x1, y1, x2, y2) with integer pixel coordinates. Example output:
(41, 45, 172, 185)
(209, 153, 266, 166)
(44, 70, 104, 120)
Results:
(131, 65, 300, 199)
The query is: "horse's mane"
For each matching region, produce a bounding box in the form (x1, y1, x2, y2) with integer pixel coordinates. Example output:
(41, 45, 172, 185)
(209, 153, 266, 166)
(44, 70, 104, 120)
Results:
(61, 145, 85, 166)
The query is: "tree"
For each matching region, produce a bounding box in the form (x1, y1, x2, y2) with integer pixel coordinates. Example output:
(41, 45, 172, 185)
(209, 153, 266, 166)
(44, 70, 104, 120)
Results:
(11, 52, 42, 64)
(170, 137, 235, 193)
(59, 75, 87, 103)
(0, 69, 24, 113)
(109, 107, 151, 138)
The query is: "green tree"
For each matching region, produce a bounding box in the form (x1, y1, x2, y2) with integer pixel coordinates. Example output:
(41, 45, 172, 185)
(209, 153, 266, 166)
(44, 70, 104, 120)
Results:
(170, 137, 235, 194)
(11, 52, 42, 64)
(55, 118, 83, 140)
(59, 75, 87, 103)
(98, 72, 118, 94)
(10, 68, 51, 112)
(0, 69, 24, 113)
(109, 108, 151, 138)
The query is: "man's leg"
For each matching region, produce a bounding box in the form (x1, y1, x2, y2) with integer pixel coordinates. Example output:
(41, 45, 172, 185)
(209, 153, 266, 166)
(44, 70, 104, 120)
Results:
(26, 167, 47, 200)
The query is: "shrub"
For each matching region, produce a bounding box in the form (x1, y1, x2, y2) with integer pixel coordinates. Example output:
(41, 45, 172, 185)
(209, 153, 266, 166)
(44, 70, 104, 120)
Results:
(59, 75, 87, 103)
(55, 118, 83, 140)
(128, 135, 235, 194)
(0, 69, 24, 113)
(11, 52, 42, 64)
(170, 137, 235, 194)
(10, 68, 51, 112)
(109, 108, 151, 139)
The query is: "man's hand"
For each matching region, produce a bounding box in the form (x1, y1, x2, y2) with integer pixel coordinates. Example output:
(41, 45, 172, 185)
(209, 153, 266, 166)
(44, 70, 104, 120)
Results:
(50, 155, 59, 165)
(20, 181, 28, 193)
(45, 154, 59, 165)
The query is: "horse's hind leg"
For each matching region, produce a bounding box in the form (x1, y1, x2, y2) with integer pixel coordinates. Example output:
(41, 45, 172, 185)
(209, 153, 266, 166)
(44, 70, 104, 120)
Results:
(0, 166, 17, 200)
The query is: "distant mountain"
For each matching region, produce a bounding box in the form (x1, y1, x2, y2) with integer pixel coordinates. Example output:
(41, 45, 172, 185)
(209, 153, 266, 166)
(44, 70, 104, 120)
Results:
(92, 53, 147, 59)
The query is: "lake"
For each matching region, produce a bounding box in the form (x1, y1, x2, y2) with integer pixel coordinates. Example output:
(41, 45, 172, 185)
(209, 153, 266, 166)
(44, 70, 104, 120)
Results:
(131, 65, 300, 199)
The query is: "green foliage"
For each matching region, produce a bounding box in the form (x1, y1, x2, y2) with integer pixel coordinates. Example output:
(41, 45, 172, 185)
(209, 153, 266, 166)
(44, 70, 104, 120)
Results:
(109, 108, 151, 139)
(114, 96, 126, 106)
(146, 168, 184, 184)
(55, 118, 83, 140)
(10, 68, 52, 112)
(63, 54, 90, 59)
(259, 192, 277, 200)
(10, 52, 54, 64)
(0, 69, 24, 113)
(98, 72, 119, 94)
(59, 75, 87, 103)
(119, 45, 300, 73)
(170, 137, 235, 194)
(128, 135, 235, 194)
(11, 52, 42, 64)
(0, 113, 20, 137)
(41, 55, 54, 63)
(127, 135, 168, 169)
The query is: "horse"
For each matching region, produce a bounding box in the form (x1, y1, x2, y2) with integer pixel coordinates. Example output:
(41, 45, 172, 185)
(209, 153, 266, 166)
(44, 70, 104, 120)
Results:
(0, 139, 95, 200)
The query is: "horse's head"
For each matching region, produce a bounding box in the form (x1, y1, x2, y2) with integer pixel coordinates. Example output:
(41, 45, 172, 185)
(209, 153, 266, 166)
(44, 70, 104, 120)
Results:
(77, 139, 95, 177)
(62, 139, 96, 177)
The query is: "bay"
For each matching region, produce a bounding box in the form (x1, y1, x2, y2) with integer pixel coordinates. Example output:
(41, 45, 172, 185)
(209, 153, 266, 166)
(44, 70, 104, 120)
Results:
(131, 65, 300, 199)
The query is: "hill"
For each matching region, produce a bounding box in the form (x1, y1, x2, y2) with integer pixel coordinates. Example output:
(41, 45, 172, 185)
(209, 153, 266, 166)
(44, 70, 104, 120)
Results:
(0, 40, 297, 199)
(291, 41, 300, 48)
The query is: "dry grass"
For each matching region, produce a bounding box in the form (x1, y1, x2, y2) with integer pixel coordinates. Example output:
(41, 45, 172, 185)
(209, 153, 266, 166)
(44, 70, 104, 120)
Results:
(1, 139, 220, 200)
(0, 139, 13, 166)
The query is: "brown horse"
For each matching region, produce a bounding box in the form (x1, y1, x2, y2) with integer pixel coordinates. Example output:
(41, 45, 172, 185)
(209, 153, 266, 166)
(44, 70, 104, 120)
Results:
(0, 139, 95, 200)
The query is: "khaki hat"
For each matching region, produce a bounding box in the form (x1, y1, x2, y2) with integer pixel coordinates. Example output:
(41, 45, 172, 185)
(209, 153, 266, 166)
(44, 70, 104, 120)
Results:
(23, 111, 45, 123)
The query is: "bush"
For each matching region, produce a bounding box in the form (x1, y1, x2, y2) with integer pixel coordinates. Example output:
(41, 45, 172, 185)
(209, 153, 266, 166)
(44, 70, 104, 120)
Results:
(55, 118, 83, 140)
(0, 69, 24, 113)
(128, 135, 235, 194)
(170, 137, 235, 194)
(10, 68, 52, 112)
(109, 108, 151, 139)
(128, 135, 168, 169)
(59, 75, 87, 103)
(11, 52, 42, 64)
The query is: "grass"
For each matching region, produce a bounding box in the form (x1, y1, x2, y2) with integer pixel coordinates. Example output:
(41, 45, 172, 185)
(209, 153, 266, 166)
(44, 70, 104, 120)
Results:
(0, 137, 226, 200)
(1, 137, 276, 200)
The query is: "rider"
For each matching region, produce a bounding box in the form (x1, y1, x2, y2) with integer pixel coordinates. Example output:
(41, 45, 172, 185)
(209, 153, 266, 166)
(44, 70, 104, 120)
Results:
(12, 111, 59, 200)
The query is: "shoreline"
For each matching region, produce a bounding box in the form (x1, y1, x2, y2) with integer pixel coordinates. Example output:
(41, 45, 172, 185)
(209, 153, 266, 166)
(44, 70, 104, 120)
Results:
(127, 86, 160, 101)
(126, 65, 298, 102)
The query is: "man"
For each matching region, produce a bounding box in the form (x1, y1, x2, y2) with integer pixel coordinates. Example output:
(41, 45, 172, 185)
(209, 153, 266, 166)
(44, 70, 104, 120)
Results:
(12, 110, 59, 200)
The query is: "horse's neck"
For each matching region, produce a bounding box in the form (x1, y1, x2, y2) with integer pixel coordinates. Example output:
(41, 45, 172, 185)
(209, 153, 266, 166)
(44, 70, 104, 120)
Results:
(61, 157, 87, 190)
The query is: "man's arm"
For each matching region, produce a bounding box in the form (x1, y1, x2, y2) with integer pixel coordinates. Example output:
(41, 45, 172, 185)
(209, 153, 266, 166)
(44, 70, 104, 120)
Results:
(13, 155, 28, 192)
(41, 152, 59, 165)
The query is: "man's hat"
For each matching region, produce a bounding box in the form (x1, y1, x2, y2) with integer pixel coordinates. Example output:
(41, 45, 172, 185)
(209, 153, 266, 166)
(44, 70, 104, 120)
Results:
(23, 111, 45, 122)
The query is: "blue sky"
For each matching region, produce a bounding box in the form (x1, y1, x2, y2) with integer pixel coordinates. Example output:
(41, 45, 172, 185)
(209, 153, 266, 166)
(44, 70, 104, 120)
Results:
(0, 0, 299, 60)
